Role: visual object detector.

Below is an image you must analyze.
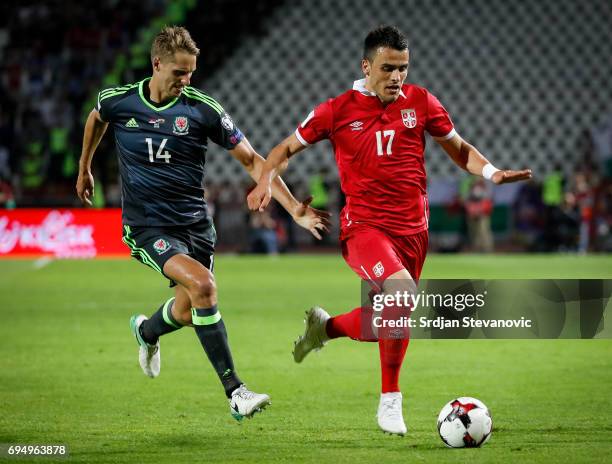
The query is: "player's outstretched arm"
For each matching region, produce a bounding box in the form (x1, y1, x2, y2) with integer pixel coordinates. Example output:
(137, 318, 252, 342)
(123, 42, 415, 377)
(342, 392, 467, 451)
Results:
(438, 133, 532, 184)
(229, 138, 330, 239)
(76, 109, 108, 206)
(246, 134, 307, 212)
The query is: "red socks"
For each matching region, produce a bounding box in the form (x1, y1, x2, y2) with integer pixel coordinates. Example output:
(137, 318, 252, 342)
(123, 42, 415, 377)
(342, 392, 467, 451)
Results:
(326, 307, 377, 341)
(379, 338, 409, 393)
(325, 306, 410, 393)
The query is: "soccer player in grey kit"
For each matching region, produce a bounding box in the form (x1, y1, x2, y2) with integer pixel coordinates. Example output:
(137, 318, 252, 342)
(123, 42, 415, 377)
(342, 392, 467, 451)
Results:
(76, 26, 329, 420)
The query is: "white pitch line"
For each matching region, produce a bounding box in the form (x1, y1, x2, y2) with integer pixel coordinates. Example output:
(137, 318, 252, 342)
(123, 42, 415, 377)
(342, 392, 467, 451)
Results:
(33, 257, 53, 269)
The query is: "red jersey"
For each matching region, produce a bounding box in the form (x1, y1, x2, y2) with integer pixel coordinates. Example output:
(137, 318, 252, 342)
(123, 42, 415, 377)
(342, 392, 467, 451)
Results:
(296, 79, 455, 238)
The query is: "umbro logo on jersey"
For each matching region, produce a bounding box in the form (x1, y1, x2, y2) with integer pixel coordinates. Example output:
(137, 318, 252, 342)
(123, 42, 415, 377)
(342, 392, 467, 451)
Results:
(125, 118, 139, 128)
(350, 121, 364, 131)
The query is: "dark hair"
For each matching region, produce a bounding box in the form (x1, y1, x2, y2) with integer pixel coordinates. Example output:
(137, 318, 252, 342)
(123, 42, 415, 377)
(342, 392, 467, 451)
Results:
(363, 25, 409, 61)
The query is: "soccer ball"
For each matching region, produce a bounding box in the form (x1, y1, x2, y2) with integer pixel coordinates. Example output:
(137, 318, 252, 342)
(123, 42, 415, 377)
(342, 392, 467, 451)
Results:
(437, 397, 492, 448)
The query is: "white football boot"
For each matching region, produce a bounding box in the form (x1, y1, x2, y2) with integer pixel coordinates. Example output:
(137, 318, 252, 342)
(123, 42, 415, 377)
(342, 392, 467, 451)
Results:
(229, 385, 271, 421)
(292, 306, 330, 363)
(377, 392, 407, 435)
(129, 314, 160, 378)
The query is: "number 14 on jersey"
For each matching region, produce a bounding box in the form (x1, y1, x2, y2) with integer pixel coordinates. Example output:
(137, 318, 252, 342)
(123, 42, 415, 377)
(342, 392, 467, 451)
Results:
(146, 137, 171, 163)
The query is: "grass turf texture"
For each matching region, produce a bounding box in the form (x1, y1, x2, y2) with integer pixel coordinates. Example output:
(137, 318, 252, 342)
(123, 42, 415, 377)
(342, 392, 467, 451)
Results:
(0, 254, 611, 463)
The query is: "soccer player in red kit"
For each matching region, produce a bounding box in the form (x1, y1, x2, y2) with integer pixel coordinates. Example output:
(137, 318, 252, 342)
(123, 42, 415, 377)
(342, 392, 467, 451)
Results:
(248, 25, 531, 435)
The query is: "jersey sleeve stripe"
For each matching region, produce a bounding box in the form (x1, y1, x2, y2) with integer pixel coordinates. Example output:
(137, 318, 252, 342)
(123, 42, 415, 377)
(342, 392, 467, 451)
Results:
(99, 83, 139, 102)
(182, 88, 224, 115)
(184, 87, 224, 113)
(432, 128, 457, 141)
(99, 89, 131, 102)
(294, 128, 310, 146)
(100, 87, 129, 97)
(99, 83, 138, 97)
(184, 86, 224, 111)
(182, 90, 222, 114)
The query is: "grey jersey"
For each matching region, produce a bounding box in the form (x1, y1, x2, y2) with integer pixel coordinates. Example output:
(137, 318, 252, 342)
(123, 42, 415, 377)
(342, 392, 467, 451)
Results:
(97, 78, 243, 226)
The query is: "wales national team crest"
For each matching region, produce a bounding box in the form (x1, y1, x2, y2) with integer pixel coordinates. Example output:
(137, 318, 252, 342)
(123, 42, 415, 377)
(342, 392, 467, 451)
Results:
(153, 238, 171, 255)
(401, 108, 417, 128)
(173, 116, 189, 135)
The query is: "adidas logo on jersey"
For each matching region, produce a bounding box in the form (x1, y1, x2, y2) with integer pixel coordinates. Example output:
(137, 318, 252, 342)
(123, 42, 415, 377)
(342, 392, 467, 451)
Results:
(125, 118, 139, 128)
(350, 121, 363, 131)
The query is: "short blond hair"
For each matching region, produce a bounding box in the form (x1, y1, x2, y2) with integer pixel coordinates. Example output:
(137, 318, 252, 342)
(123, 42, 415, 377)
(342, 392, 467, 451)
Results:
(151, 26, 200, 63)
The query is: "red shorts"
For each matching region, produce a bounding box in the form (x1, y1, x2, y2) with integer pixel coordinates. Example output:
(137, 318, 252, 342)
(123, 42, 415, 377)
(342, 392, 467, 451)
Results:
(341, 225, 428, 287)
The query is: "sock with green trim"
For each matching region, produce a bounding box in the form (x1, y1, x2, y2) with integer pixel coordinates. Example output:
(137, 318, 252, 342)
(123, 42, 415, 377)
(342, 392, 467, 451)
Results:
(140, 297, 183, 345)
(192, 305, 242, 397)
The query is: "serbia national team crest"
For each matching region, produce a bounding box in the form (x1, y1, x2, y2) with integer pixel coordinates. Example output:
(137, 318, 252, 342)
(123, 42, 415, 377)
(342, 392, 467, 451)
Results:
(173, 116, 189, 135)
(373, 261, 385, 278)
(401, 108, 417, 128)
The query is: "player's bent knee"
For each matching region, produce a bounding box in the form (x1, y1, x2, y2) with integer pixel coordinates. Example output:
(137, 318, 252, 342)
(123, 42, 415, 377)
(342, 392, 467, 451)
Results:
(383, 269, 417, 295)
(189, 275, 217, 302)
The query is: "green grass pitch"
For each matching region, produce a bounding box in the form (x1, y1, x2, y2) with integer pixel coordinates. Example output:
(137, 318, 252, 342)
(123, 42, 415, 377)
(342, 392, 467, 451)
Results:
(1, 254, 611, 463)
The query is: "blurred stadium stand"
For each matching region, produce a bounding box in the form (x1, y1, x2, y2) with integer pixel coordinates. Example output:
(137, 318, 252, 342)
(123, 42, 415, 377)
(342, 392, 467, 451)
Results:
(1, 0, 611, 251)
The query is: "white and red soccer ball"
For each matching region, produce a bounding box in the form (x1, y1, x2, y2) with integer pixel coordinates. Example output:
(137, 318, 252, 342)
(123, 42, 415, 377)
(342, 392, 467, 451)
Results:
(437, 397, 493, 448)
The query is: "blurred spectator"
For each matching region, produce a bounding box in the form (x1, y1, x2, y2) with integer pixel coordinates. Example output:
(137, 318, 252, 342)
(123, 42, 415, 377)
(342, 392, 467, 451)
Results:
(248, 209, 278, 254)
(0, 176, 16, 209)
(590, 113, 612, 178)
(309, 168, 330, 210)
(539, 164, 567, 251)
(273, 180, 298, 252)
(0, 144, 11, 181)
(536, 191, 580, 252)
(593, 179, 612, 251)
(542, 164, 565, 209)
(308, 168, 331, 245)
(572, 172, 596, 253)
(512, 180, 545, 250)
(464, 178, 494, 253)
(244, 182, 279, 254)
